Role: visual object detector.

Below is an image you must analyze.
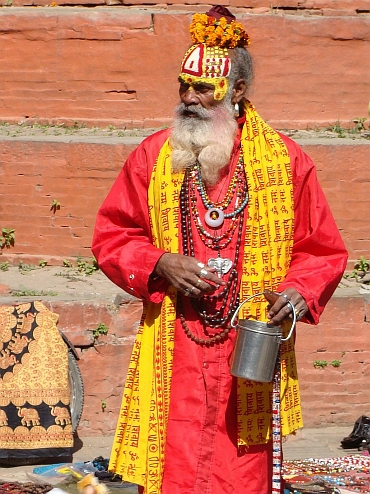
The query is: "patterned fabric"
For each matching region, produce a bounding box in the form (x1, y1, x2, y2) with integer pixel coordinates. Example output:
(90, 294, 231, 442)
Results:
(108, 143, 182, 489)
(179, 44, 230, 100)
(108, 101, 303, 492)
(237, 102, 302, 444)
(0, 301, 73, 462)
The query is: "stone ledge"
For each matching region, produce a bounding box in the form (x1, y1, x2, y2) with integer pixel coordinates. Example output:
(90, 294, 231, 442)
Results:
(0, 265, 368, 434)
(0, 9, 369, 129)
(0, 124, 369, 142)
(0, 136, 368, 264)
(2, 3, 370, 13)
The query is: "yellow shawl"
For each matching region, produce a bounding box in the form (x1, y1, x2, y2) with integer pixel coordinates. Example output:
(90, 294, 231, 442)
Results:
(109, 102, 303, 492)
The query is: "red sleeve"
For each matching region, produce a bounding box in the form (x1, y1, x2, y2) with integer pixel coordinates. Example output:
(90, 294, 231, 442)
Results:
(91, 130, 171, 302)
(278, 134, 348, 324)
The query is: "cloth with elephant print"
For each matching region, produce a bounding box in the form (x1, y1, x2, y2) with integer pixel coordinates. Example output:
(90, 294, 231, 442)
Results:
(0, 301, 73, 464)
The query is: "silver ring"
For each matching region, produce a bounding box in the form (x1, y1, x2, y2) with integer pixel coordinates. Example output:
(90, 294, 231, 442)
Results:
(196, 278, 202, 287)
(190, 286, 195, 293)
(281, 293, 290, 302)
(197, 262, 205, 269)
(199, 268, 208, 278)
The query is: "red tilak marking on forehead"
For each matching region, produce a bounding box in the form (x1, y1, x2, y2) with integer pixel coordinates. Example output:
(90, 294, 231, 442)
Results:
(181, 44, 231, 78)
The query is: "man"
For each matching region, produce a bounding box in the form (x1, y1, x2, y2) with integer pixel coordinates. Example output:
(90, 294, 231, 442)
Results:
(92, 6, 348, 494)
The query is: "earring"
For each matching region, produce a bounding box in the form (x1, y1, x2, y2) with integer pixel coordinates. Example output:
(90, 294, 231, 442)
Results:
(234, 102, 239, 117)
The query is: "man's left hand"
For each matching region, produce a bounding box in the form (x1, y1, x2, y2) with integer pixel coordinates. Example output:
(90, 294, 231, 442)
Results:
(266, 288, 308, 325)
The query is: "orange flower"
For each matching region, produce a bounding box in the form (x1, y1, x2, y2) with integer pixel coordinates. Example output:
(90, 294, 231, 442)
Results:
(207, 32, 218, 46)
(192, 13, 208, 24)
(189, 12, 250, 48)
(218, 17, 227, 30)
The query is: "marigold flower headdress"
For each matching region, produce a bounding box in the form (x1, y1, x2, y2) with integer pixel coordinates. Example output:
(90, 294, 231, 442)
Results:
(189, 10, 250, 49)
(179, 6, 250, 101)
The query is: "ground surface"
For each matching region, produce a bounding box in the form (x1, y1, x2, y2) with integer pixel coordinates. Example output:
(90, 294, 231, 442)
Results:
(0, 265, 368, 494)
(0, 122, 369, 141)
(0, 263, 368, 305)
(0, 264, 125, 305)
(0, 427, 361, 494)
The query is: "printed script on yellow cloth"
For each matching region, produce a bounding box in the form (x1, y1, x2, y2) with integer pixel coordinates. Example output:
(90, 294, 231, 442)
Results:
(108, 101, 303, 492)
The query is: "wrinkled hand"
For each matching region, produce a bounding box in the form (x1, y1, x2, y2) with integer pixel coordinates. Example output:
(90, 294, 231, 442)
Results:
(154, 253, 225, 298)
(264, 288, 308, 325)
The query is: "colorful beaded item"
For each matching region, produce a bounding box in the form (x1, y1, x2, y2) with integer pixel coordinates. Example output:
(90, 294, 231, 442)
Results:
(195, 154, 249, 217)
(188, 155, 249, 249)
(283, 455, 370, 493)
(272, 358, 282, 494)
(178, 149, 249, 345)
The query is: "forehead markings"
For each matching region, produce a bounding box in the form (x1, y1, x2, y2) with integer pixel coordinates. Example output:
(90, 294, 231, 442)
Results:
(179, 44, 231, 101)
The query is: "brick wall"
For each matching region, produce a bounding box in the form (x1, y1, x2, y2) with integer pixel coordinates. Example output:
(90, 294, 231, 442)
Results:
(1, 3, 369, 263)
(0, 139, 138, 259)
(0, 9, 369, 129)
(3, 0, 370, 12)
(298, 140, 370, 263)
(296, 295, 370, 427)
(1, 138, 369, 265)
(39, 292, 369, 435)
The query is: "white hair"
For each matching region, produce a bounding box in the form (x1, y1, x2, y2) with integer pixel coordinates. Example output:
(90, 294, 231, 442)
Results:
(169, 99, 237, 185)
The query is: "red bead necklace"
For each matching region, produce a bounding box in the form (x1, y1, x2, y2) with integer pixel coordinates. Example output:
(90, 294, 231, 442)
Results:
(178, 152, 249, 345)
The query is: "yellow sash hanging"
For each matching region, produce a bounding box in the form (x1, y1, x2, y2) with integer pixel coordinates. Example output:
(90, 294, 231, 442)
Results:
(236, 102, 302, 445)
(108, 101, 303, 492)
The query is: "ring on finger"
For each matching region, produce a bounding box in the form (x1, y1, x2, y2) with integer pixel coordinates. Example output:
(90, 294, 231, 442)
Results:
(184, 288, 191, 296)
(199, 268, 208, 278)
(197, 262, 205, 269)
(281, 293, 290, 303)
(196, 278, 202, 287)
(294, 308, 301, 319)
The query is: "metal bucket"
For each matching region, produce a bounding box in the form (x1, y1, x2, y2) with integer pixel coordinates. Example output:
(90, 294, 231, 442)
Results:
(230, 292, 296, 383)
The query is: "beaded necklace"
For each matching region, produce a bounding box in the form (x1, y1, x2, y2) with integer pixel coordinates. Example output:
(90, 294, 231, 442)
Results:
(194, 154, 249, 219)
(179, 150, 249, 345)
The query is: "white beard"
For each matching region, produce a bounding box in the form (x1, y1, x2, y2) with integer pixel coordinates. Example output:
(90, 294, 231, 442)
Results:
(169, 101, 238, 185)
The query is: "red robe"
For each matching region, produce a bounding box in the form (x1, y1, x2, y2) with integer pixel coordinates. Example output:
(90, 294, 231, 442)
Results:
(92, 127, 348, 494)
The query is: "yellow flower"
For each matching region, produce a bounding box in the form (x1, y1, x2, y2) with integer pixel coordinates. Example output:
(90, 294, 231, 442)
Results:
(189, 11, 250, 48)
(207, 32, 218, 46)
(192, 13, 207, 24)
(218, 17, 227, 29)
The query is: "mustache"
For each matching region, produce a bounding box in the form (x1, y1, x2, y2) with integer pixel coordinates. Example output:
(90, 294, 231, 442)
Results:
(175, 103, 214, 120)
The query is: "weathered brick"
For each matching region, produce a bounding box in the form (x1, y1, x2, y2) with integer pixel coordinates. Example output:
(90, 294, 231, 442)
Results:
(0, 288, 356, 435)
(0, 3, 369, 435)
(1, 139, 369, 263)
(0, 10, 369, 129)
(77, 343, 133, 434)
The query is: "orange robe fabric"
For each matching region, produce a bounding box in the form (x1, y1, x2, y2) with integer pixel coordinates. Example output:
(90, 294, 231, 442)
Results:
(92, 126, 348, 494)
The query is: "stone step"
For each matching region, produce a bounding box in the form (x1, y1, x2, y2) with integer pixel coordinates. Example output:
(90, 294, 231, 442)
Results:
(0, 266, 141, 436)
(0, 8, 369, 129)
(1, 265, 369, 435)
(0, 135, 369, 265)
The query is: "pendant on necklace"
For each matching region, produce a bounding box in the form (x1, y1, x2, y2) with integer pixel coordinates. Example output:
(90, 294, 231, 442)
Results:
(208, 257, 233, 278)
(204, 208, 224, 228)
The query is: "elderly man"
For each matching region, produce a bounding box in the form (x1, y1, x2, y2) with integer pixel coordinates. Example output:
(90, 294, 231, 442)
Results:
(92, 6, 348, 494)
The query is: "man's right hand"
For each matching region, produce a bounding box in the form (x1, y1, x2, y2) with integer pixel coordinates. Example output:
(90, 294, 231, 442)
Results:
(154, 253, 225, 298)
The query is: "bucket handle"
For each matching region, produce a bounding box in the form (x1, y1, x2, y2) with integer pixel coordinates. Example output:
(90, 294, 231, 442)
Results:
(230, 292, 296, 342)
